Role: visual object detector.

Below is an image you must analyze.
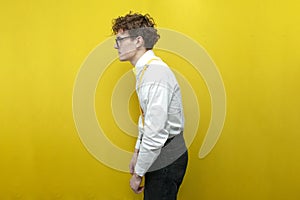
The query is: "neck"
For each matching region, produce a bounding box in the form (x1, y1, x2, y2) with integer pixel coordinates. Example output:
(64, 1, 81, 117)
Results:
(130, 49, 147, 66)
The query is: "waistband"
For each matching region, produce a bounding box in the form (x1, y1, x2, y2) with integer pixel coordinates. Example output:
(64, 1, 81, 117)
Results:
(163, 131, 183, 147)
(149, 132, 186, 172)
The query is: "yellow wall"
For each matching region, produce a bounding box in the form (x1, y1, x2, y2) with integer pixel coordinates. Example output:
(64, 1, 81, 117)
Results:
(1, 0, 300, 199)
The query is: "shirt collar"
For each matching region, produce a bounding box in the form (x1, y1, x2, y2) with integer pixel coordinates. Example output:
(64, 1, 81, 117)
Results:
(135, 50, 156, 69)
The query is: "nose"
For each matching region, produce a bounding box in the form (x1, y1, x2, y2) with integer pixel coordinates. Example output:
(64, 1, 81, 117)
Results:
(114, 43, 118, 49)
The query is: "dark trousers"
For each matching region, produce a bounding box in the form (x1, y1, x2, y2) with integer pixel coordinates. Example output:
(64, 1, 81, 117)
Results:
(144, 151, 188, 200)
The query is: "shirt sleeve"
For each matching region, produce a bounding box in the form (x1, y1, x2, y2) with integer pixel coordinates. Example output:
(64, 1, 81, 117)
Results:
(134, 82, 172, 176)
(135, 116, 144, 150)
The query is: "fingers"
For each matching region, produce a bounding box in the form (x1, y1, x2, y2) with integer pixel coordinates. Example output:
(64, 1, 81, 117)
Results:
(131, 185, 144, 194)
(130, 175, 143, 194)
(136, 186, 144, 194)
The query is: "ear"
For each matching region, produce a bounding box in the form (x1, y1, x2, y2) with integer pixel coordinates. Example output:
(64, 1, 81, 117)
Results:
(135, 36, 144, 48)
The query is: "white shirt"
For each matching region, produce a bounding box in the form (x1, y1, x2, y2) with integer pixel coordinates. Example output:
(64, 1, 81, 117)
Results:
(134, 50, 185, 176)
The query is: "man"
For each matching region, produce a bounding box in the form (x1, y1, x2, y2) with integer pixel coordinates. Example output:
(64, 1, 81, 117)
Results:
(112, 12, 188, 200)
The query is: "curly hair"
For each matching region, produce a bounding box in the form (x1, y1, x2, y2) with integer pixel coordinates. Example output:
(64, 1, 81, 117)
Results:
(112, 12, 160, 50)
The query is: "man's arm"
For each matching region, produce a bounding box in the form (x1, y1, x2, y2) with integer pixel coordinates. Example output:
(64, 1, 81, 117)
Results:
(134, 82, 172, 176)
(129, 148, 139, 175)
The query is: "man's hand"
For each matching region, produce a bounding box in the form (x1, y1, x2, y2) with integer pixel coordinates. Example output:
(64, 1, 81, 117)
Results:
(130, 173, 144, 194)
(129, 150, 138, 175)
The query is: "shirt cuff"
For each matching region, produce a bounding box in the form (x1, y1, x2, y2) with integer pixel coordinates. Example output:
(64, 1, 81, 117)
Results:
(135, 139, 141, 150)
(134, 164, 146, 177)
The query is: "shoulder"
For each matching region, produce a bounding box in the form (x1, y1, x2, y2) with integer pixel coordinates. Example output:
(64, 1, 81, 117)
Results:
(144, 61, 175, 82)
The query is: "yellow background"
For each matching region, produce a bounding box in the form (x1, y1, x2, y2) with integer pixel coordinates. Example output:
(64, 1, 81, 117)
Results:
(1, 0, 300, 199)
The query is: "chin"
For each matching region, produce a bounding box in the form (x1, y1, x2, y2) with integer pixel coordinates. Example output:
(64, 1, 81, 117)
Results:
(118, 57, 127, 62)
(118, 55, 129, 62)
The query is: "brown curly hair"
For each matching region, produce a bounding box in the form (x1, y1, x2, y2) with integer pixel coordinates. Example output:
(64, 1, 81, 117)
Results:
(112, 12, 160, 50)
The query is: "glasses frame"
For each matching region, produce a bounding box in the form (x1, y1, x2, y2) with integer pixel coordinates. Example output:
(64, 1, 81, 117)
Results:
(115, 35, 137, 48)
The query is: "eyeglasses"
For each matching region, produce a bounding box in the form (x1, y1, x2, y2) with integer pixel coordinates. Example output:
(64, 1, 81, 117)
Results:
(115, 36, 137, 48)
